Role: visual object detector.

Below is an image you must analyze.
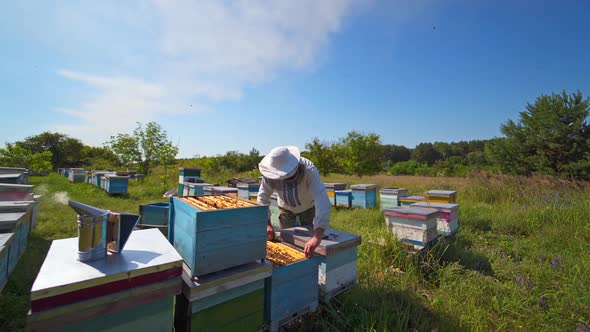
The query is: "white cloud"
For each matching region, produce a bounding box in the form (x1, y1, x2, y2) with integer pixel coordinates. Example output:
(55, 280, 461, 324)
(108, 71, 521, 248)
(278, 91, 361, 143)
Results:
(50, 0, 366, 148)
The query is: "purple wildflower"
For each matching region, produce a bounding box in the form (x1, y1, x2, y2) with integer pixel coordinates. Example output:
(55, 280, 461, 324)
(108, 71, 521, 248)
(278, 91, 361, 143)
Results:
(551, 256, 559, 270)
(576, 321, 590, 332)
(540, 296, 549, 310)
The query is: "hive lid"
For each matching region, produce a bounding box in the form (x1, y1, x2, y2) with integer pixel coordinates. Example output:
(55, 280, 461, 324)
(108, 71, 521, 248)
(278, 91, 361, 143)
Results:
(280, 226, 361, 256)
(401, 195, 425, 201)
(324, 183, 346, 190)
(0, 212, 27, 223)
(427, 190, 457, 196)
(412, 201, 459, 211)
(335, 189, 352, 195)
(0, 201, 35, 209)
(380, 188, 408, 194)
(0, 173, 23, 179)
(0, 232, 15, 246)
(350, 184, 377, 190)
(384, 207, 439, 219)
(30, 229, 182, 303)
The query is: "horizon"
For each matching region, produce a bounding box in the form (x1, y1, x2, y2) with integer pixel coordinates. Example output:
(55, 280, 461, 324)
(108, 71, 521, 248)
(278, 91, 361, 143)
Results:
(1, 1, 589, 158)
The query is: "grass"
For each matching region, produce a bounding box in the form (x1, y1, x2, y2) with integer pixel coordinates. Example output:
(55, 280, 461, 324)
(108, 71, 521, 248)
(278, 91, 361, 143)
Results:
(1, 172, 589, 331)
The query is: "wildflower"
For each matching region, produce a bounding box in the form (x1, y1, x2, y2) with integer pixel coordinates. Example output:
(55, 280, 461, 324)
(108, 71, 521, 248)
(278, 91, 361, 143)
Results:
(515, 275, 522, 284)
(551, 256, 559, 270)
(540, 296, 549, 310)
(576, 321, 590, 332)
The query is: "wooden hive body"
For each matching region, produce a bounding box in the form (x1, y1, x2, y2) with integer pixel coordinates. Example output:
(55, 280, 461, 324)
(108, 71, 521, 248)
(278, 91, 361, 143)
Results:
(412, 202, 459, 236)
(175, 261, 271, 332)
(169, 196, 267, 277)
(237, 183, 260, 200)
(280, 227, 361, 301)
(335, 190, 353, 208)
(384, 207, 439, 249)
(399, 195, 425, 207)
(0, 232, 15, 291)
(350, 184, 377, 209)
(0, 212, 29, 267)
(103, 175, 129, 194)
(379, 188, 408, 210)
(265, 242, 319, 332)
(0, 183, 34, 201)
(138, 202, 170, 238)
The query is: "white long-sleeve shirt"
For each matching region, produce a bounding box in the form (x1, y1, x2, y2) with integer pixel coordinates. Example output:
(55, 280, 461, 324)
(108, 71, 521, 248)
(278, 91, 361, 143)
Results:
(257, 157, 331, 230)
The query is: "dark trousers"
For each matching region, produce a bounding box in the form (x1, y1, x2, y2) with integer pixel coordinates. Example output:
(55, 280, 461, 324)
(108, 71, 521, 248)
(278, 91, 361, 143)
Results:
(278, 206, 315, 230)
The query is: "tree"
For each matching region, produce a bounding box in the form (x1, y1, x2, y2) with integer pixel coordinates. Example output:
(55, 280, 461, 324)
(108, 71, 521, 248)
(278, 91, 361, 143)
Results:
(412, 143, 443, 166)
(488, 90, 590, 178)
(105, 122, 178, 175)
(339, 131, 383, 177)
(17, 132, 84, 169)
(304, 138, 340, 176)
(382, 144, 411, 163)
(0, 143, 53, 174)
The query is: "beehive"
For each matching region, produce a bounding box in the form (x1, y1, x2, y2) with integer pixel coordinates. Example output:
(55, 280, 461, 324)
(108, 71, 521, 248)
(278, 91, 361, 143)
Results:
(90, 171, 113, 187)
(265, 241, 319, 332)
(412, 202, 459, 236)
(139, 202, 170, 239)
(101, 174, 129, 194)
(426, 190, 457, 203)
(169, 196, 267, 277)
(175, 261, 271, 332)
(324, 183, 346, 206)
(27, 229, 183, 332)
(0, 232, 15, 291)
(335, 190, 353, 208)
(68, 168, 87, 183)
(0, 200, 36, 232)
(379, 188, 408, 210)
(0, 212, 29, 264)
(0, 167, 28, 184)
(350, 184, 377, 209)
(179, 168, 201, 184)
(399, 195, 425, 207)
(280, 227, 361, 301)
(204, 186, 238, 197)
(237, 183, 260, 200)
(0, 183, 34, 201)
(185, 183, 213, 197)
(384, 207, 439, 250)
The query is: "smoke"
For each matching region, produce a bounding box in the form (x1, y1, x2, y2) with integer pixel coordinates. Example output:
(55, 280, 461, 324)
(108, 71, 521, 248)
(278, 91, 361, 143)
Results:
(52, 192, 70, 205)
(35, 184, 49, 195)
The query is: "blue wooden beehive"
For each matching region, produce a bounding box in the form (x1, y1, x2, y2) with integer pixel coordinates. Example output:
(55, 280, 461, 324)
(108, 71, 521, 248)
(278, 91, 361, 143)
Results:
(139, 202, 170, 238)
(102, 174, 129, 194)
(265, 241, 319, 332)
(237, 183, 260, 200)
(324, 183, 346, 206)
(175, 261, 271, 332)
(0, 212, 29, 271)
(186, 183, 213, 197)
(335, 190, 353, 208)
(169, 196, 267, 277)
(0, 232, 15, 291)
(280, 227, 362, 302)
(350, 184, 377, 209)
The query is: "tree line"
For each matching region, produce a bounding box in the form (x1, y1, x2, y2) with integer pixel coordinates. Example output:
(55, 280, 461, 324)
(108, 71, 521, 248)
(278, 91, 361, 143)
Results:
(1, 90, 588, 180)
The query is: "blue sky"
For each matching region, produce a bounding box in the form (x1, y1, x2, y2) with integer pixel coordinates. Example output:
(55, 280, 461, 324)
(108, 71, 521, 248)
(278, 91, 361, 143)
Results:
(1, 0, 589, 158)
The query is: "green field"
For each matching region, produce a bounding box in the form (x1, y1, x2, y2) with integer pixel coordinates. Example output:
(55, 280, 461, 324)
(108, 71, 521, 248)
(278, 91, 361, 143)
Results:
(1, 172, 589, 331)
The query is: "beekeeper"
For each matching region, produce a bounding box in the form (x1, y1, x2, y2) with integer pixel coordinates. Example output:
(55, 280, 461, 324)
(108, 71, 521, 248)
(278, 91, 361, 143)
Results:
(257, 146, 331, 257)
